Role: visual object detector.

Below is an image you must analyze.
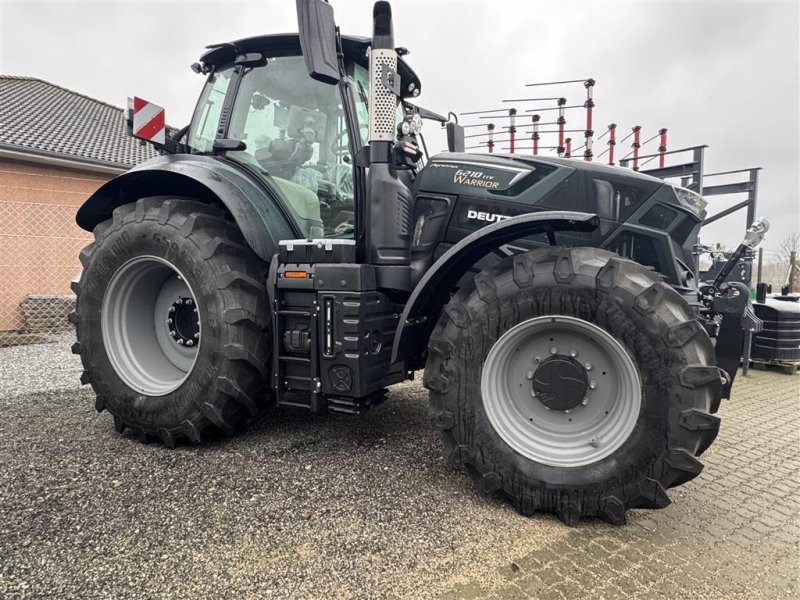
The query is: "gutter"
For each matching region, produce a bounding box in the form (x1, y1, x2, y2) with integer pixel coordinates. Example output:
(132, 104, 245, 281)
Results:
(0, 142, 133, 176)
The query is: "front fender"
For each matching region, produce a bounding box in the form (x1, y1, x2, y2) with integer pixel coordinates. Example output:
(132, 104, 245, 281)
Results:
(75, 154, 297, 262)
(390, 211, 599, 366)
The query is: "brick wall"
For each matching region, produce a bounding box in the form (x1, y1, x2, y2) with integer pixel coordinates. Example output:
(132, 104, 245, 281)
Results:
(0, 158, 110, 332)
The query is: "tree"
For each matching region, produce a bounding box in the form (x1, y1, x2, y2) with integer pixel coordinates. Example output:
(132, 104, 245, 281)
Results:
(775, 232, 800, 264)
(772, 233, 800, 291)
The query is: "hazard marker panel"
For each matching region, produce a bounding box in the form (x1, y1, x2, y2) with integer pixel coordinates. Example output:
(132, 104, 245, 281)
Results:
(129, 96, 165, 145)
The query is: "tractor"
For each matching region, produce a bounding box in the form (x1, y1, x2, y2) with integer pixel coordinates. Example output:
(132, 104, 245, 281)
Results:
(70, 0, 768, 525)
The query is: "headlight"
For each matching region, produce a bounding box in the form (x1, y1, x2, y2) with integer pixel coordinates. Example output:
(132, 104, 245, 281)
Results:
(411, 113, 423, 134)
(673, 186, 708, 218)
(399, 114, 423, 137)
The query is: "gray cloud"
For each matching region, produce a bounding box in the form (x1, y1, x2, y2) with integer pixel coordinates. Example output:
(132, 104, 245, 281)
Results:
(2, 0, 797, 250)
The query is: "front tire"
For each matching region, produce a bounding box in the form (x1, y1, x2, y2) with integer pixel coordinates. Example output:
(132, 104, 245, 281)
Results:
(424, 247, 723, 525)
(71, 198, 272, 446)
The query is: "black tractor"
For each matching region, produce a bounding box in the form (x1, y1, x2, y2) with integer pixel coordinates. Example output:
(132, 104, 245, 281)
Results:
(71, 0, 768, 525)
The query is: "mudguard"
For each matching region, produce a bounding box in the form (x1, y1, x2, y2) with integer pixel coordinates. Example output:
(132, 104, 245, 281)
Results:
(390, 210, 600, 367)
(75, 154, 298, 262)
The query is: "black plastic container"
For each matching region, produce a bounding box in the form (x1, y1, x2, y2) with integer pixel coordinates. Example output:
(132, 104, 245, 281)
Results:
(750, 296, 800, 362)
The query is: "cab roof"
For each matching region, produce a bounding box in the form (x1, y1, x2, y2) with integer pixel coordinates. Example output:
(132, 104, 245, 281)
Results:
(198, 33, 421, 98)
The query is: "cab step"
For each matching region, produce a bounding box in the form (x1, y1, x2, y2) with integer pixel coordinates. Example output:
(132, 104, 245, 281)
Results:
(327, 392, 387, 416)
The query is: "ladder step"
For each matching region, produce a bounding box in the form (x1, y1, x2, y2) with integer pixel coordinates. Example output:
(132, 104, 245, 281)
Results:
(327, 391, 387, 416)
(278, 399, 313, 409)
(277, 309, 313, 317)
(328, 404, 360, 415)
(278, 355, 311, 364)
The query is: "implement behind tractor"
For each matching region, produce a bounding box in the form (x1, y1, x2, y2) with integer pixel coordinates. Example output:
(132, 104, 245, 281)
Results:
(70, 0, 768, 525)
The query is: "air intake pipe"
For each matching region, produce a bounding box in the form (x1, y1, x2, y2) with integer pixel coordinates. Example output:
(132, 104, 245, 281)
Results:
(365, 1, 413, 271)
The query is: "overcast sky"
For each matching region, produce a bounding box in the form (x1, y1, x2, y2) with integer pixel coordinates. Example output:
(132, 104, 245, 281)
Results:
(2, 0, 798, 253)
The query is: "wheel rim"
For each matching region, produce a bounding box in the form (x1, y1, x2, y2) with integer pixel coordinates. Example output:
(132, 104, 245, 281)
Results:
(101, 256, 201, 396)
(481, 315, 641, 467)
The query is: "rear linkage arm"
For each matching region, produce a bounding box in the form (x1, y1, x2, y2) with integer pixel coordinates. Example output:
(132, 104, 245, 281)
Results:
(710, 218, 769, 398)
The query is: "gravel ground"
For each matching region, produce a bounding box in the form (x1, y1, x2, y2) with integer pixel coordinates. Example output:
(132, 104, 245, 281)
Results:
(0, 333, 83, 396)
(0, 337, 798, 599)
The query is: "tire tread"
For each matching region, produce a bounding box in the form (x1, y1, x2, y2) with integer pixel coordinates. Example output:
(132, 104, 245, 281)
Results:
(72, 197, 272, 446)
(424, 246, 722, 525)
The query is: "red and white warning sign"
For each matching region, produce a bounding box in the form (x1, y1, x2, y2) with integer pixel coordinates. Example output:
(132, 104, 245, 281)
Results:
(128, 96, 165, 145)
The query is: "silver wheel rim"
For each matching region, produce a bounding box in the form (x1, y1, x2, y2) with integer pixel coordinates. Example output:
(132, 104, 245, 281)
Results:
(101, 256, 201, 396)
(481, 315, 641, 467)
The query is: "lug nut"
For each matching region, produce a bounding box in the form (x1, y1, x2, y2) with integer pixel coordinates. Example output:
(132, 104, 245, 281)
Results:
(550, 346, 558, 355)
(176, 298, 183, 305)
(193, 308, 198, 314)
(177, 275, 182, 281)
(186, 340, 193, 347)
(186, 299, 193, 306)
(534, 355, 542, 363)
(530, 390, 536, 397)
(581, 398, 589, 406)
(569, 349, 578, 358)
(584, 362, 593, 371)
(166, 318, 173, 325)
(194, 333, 200, 339)
(589, 436, 601, 448)
(564, 409, 571, 414)
(177, 339, 184, 345)
(169, 306, 175, 313)
(526, 371, 534, 380)
(169, 331, 176, 338)
(589, 381, 597, 390)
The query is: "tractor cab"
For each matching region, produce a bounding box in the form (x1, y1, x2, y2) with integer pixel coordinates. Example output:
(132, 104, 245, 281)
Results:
(186, 33, 424, 242)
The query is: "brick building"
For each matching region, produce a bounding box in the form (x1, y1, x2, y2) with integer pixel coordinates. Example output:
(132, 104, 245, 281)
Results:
(0, 75, 157, 336)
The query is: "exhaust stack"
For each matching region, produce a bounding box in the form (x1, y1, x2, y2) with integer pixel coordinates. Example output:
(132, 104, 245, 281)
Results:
(368, 1, 398, 145)
(364, 1, 413, 278)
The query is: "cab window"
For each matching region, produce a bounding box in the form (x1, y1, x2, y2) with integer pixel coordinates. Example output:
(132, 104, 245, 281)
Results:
(188, 70, 232, 153)
(221, 56, 357, 238)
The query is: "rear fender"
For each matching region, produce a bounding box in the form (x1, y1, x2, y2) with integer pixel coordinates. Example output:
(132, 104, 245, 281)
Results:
(75, 154, 297, 262)
(390, 211, 599, 367)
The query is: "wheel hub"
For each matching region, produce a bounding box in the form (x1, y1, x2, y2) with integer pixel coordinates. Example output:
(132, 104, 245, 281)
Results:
(532, 355, 588, 411)
(167, 296, 199, 346)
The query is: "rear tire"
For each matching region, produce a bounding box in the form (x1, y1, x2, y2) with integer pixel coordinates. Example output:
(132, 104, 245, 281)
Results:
(424, 247, 723, 525)
(70, 197, 272, 446)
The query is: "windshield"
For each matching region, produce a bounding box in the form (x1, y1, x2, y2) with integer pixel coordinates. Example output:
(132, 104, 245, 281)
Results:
(188, 56, 357, 239)
(188, 70, 232, 153)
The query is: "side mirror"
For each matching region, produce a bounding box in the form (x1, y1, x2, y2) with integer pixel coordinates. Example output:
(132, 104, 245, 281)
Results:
(447, 122, 465, 153)
(296, 0, 340, 85)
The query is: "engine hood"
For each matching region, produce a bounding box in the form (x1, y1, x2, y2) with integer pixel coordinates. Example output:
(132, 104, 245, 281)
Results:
(414, 152, 576, 205)
(415, 151, 664, 200)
